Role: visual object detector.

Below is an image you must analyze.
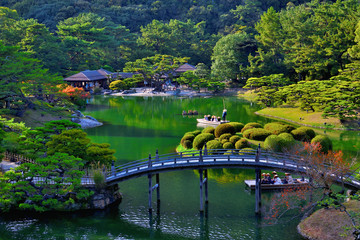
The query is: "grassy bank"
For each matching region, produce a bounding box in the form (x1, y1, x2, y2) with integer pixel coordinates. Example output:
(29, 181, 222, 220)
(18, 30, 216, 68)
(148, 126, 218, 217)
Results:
(298, 200, 360, 240)
(256, 107, 342, 129)
(5, 108, 72, 128)
(239, 90, 358, 130)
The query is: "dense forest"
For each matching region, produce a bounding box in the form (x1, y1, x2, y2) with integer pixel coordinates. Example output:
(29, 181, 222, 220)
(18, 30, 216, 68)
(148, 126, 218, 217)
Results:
(0, 0, 359, 213)
(0, 0, 359, 121)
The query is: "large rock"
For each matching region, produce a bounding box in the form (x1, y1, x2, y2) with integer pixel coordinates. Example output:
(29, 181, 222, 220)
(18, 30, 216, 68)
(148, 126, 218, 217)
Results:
(78, 118, 103, 129)
(71, 118, 81, 123)
(89, 185, 122, 210)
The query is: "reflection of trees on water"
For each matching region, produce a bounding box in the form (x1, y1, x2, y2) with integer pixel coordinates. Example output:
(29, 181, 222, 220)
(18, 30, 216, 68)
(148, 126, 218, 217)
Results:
(194, 168, 254, 184)
(87, 95, 268, 131)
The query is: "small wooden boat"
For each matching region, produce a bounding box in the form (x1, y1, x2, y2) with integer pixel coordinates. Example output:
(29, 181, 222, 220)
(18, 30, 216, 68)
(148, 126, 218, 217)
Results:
(244, 179, 309, 190)
(196, 119, 230, 126)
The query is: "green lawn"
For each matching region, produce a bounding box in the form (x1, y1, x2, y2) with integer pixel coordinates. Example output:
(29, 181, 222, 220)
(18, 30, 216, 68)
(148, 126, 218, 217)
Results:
(256, 107, 343, 129)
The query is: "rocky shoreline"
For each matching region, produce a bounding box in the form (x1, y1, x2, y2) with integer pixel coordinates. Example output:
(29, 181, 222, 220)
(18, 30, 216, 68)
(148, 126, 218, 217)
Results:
(71, 110, 103, 129)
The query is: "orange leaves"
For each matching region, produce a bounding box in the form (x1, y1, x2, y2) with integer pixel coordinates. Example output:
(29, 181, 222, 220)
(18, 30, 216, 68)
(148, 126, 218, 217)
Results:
(59, 85, 90, 99)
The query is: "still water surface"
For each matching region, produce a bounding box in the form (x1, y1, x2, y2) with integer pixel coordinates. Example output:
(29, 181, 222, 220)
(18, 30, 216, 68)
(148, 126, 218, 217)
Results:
(0, 95, 358, 239)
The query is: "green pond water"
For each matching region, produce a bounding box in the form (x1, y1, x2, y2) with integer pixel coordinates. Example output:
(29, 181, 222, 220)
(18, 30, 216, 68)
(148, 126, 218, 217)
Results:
(0, 95, 358, 240)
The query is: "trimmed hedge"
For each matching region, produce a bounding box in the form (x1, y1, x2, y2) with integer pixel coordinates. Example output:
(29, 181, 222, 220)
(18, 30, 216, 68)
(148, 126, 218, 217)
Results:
(235, 138, 249, 149)
(192, 130, 202, 136)
(291, 127, 316, 142)
(241, 122, 262, 133)
(193, 133, 215, 150)
(264, 122, 295, 135)
(219, 133, 232, 141)
(181, 133, 195, 146)
(228, 122, 244, 132)
(205, 139, 223, 154)
(214, 123, 236, 138)
(223, 142, 234, 149)
(206, 139, 223, 149)
(202, 126, 215, 134)
(264, 135, 285, 152)
(182, 140, 193, 149)
(224, 149, 237, 155)
(238, 148, 255, 155)
(311, 135, 333, 153)
(229, 135, 241, 144)
(243, 128, 271, 141)
(278, 133, 296, 148)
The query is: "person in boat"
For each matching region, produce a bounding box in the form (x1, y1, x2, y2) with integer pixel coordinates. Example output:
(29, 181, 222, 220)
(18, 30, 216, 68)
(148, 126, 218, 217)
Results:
(273, 175, 282, 185)
(204, 115, 208, 121)
(217, 116, 221, 122)
(211, 115, 215, 121)
(183, 110, 187, 115)
(261, 173, 268, 184)
(214, 116, 219, 122)
(222, 109, 227, 121)
(285, 173, 294, 184)
(265, 173, 273, 184)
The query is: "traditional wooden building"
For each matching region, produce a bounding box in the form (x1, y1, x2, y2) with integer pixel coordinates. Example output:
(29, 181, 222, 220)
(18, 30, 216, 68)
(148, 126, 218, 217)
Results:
(63, 69, 112, 91)
(174, 63, 196, 73)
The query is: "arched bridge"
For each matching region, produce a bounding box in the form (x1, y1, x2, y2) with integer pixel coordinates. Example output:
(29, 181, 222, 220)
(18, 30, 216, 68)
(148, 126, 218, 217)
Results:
(106, 148, 359, 188)
(106, 148, 309, 184)
(104, 147, 360, 213)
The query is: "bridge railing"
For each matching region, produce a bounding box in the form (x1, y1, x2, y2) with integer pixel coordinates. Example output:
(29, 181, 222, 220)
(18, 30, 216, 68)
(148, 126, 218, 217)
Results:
(104, 148, 360, 189)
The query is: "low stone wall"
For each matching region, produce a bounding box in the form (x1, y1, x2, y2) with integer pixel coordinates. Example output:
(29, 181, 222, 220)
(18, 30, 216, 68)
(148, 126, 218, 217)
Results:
(88, 184, 122, 210)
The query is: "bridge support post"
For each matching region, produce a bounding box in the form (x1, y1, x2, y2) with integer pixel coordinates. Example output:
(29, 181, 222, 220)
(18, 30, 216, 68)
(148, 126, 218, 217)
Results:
(204, 169, 208, 203)
(156, 173, 160, 203)
(148, 174, 152, 212)
(199, 169, 204, 212)
(255, 168, 262, 214)
(255, 144, 261, 215)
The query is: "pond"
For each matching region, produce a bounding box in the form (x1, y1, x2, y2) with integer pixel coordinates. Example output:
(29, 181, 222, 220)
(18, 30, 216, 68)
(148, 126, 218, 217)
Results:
(0, 95, 358, 239)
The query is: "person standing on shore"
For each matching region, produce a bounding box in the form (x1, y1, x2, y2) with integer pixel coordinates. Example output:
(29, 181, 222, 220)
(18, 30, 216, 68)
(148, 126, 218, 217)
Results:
(222, 109, 227, 121)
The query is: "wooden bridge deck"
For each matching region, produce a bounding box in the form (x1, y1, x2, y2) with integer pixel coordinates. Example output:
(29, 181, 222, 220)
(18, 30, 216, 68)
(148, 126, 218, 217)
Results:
(105, 149, 360, 190)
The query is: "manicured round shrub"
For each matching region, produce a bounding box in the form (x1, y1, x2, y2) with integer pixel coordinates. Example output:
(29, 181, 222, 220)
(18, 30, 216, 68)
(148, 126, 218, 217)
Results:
(229, 135, 241, 144)
(224, 149, 237, 155)
(278, 133, 296, 148)
(299, 127, 316, 139)
(238, 148, 255, 155)
(219, 133, 232, 141)
(205, 139, 223, 155)
(214, 123, 236, 138)
(193, 133, 215, 150)
(291, 127, 316, 142)
(228, 122, 244, 132)
(221, 139, 229, 144)
(264, 122, 295, 135)
(192, 130, 202, 136)
(182, 140, 193, 149)
(109, 80, 128, 90)
(264, 135, 285, 152)
(311, 135, 333, 153)
(278, 132, 295, 141)
(243, 128, 271, 141)
(241, 122, 262, 133)
(235, 138, 249, 149)
(181, 133, 195, 146)
(223, 142, 234, 149)
(206, 139, 222, 149)
(202, 126, 215, 134)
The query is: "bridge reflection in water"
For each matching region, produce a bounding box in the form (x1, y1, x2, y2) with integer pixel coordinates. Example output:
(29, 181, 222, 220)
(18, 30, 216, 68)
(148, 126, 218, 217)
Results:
(105, 146, 360, 214)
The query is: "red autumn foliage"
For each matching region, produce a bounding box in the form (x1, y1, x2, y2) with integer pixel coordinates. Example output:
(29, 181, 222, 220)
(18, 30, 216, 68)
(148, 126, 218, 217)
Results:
(60, 85, 90, 99)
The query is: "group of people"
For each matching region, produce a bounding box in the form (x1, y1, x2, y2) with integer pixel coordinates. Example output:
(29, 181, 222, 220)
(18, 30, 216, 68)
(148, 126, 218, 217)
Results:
(203, 109, 228, 122)
(261, 171, 294, 185)
(204, 115, 221, 122)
